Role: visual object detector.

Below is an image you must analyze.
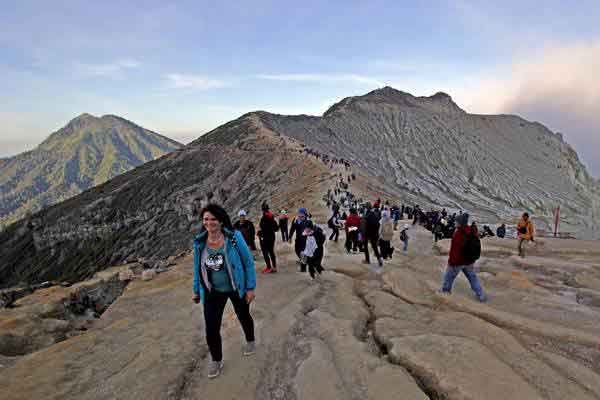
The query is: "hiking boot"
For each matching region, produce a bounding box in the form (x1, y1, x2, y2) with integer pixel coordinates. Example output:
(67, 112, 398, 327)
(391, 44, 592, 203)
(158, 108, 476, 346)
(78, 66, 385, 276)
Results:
(377, 258, 383, 267)
(243, 341, 256, 356)
(207, 360, 224, 379)
(262, 267, 272, 274)
(269, 268, 278, 273)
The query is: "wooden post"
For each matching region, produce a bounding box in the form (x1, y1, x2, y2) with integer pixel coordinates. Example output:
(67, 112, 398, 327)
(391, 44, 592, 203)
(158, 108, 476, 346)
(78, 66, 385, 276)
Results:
(553, 205, 560, 237)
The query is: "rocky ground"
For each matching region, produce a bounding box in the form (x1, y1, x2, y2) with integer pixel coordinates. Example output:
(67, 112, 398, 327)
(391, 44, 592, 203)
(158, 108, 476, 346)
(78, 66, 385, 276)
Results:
(2, 171, 600, 399)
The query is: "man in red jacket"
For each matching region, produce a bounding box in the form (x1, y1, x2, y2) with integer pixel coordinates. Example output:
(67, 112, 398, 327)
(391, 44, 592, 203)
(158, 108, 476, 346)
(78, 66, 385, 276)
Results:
(440, 213, 486, 302)
(344, 208, 361, 253)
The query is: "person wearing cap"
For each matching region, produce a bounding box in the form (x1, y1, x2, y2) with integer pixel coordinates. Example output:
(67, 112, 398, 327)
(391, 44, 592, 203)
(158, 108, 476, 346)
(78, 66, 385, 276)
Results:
(278, 209, 289, 242)
(440, 212, 486, 302)
(257, 203, 279, 273)
(399, 224, 410, 253)
(233, 209, 256, 251)
(289, 207, 311, 273)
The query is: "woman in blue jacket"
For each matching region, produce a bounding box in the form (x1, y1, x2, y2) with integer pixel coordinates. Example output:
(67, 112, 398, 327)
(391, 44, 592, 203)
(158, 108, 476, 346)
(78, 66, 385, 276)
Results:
(192, 204, 257, 379)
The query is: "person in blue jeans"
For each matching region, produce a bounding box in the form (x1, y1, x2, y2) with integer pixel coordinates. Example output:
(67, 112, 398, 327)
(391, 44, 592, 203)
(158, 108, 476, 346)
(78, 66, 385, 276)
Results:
(440, 213, 486, 302)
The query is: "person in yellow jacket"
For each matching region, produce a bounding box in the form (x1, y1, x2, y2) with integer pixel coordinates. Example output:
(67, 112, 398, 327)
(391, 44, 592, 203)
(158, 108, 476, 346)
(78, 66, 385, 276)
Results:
(517, 212, 535, 257)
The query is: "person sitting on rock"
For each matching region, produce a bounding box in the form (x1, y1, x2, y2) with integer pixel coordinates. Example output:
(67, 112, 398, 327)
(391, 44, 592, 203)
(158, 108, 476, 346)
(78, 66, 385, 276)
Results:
(496, 223, 506, 238)
(192, 203, 256, 379)
(233, 210, 256, 251)
(517, 213, 535, 257)
(440, 213, 486, 302)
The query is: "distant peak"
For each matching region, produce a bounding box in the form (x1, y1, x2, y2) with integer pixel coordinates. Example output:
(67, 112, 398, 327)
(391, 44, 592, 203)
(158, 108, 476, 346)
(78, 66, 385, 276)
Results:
(430, 91, 452, 101)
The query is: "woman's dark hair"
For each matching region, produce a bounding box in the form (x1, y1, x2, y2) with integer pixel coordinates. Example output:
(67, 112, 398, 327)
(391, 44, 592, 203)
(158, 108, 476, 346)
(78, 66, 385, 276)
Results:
(523, 212, 529, 218)
(199, 203, 233, 231)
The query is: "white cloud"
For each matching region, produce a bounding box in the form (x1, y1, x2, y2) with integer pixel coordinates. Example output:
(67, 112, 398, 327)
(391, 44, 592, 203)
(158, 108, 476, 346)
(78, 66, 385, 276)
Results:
(164, 74, 230, 90)
(76, 59, 141, 78)
(447, 42, 600, 176)
(256, 73, 385, 87)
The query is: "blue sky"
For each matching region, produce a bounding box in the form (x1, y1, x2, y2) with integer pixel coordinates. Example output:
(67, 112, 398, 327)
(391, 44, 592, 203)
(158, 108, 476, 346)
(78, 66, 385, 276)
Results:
(2, 1, 600, 176)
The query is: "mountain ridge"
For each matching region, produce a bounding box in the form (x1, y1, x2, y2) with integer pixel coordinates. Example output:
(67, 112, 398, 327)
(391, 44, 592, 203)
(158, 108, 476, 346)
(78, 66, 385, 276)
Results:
(0, 114, 182, 227)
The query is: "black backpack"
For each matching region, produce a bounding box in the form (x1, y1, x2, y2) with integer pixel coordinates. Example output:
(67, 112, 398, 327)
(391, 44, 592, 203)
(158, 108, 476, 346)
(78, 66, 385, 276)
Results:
(400, 230, 407, 242)
(463, 232, 481, 263)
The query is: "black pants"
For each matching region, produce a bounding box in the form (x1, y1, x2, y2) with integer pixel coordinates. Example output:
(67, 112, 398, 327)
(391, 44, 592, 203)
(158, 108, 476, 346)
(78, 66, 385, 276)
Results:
(363, 236, 381, 263)
(329, 227, 339, 241)
(279, 221, 289, 242)
(379, 239, 392, 259)
(345, 230, 359, 252)
(204, 290, 254, 362)
(260, 238, 277, 269)
(303, 251, 324, 278)
(295, 239, 307, 272)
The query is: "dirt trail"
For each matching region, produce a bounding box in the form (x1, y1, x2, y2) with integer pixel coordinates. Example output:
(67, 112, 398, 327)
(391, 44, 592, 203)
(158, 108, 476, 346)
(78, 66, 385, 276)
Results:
(2, 167, 600, 399)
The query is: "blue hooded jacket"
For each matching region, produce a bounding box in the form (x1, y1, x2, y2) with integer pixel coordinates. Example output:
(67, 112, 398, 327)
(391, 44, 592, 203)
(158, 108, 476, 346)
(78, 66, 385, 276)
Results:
(193, 228, 256, 304)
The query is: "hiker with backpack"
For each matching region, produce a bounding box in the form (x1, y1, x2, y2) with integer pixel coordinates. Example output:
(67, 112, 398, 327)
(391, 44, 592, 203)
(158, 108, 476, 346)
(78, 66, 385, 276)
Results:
(379, 209, 395, 259)
(257, 203, 279, 273)
(300, 220, 326, 280)
(361, 203, 383, 267)
(233, 210, 257, 251)
(328, 210, 341, 242)
(399, 224, 410, 253)
(440, 213, 486, 302)
(192, 204, 256, 379)
(517, 213, 535, 257)
(289, 207, 311, 273)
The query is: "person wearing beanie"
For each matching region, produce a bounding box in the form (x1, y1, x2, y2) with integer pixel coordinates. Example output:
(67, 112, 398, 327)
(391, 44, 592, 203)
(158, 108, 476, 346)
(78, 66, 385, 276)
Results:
(289, 207, 311, 272)
(233, 209, 256, 251)
(440, 212, 486, 302)
(278, 209, 289, 242)
(257, 203, 279, 273)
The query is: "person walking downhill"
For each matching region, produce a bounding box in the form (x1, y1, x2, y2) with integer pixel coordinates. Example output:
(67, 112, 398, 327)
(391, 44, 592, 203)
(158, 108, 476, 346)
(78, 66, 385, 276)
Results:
(289, 208, 311, 273)
(517, 212, 535, 257)
(278, 209, 289, 242)
(344, 208, 361, 253)
(257, 203, 279, 273)
(399, 224, 410, 254)
(328, 210, 341, 242)
(440, 213, 486, 302)
(192, 204, 256, 379)
(300, 220, 326, 280)
(379, 209, 394, 259)
(233, 210, 257, 251)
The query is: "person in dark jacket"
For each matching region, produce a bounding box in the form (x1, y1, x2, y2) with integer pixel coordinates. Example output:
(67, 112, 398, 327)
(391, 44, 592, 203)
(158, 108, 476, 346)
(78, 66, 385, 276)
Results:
(289, 207, 310, 272)
(233, 210, 256, 251)
(496, 224, 506, 238)
(361, 203, 383, 267)
(328, 210, 341, 242)
(258, 203, 279, 273)
(300, 220, 326, 279)
(278, 209, 289, 242)
(440, 213, 486, 302)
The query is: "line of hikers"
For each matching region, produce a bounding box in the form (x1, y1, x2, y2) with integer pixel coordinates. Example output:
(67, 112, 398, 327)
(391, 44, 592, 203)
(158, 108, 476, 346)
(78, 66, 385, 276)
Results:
(192, 199, 536, 379)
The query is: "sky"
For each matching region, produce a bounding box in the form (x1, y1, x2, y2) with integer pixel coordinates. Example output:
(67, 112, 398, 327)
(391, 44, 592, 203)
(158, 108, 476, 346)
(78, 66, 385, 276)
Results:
(1, 0, 599, 176)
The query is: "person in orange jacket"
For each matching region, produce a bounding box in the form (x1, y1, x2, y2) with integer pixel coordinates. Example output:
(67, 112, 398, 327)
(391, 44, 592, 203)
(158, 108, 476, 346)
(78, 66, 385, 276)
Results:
(517, 212, 535, 257)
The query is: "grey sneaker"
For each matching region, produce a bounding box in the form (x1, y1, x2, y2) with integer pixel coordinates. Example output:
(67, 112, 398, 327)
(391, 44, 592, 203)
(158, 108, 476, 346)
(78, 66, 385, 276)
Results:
(243, 341, 256, 356)
(207, 360, 223, 379)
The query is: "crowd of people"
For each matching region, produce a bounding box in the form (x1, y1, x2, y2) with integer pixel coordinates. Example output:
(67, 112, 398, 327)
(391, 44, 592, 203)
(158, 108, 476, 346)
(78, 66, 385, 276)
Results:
(191, 172, 537, 379)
